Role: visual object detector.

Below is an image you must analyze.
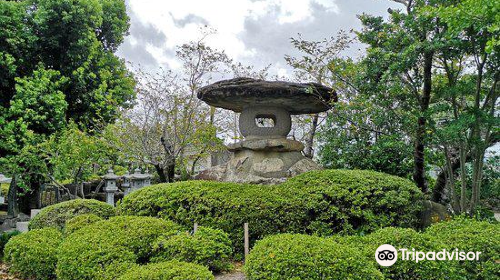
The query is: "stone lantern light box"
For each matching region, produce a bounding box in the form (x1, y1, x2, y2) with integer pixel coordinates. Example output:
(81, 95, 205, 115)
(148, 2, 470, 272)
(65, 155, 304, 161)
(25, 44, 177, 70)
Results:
(197, 77, 336, 184)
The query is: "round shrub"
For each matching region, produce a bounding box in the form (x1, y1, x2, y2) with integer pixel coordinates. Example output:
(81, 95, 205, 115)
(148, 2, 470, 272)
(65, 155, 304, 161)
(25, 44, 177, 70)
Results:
(151, 226, 232, 272)
(424, 218, 500, 279)
(358, 227, 466, 280)
(281, 169, 424, 234)
(118, 170, 423, 257)
(117, 260, 214, 280)
(0, 231, 20, 258)
(4, 228, 63, 280)
(57, 216, 181, 280)
(245, 233, 383, 280)
(65, 213, 103, 235)
(29, 199, 115, 230)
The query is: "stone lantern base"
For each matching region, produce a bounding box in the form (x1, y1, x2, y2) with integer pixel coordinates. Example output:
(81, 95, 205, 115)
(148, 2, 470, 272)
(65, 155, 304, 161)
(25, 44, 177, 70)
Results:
(197, 138, 321, 184)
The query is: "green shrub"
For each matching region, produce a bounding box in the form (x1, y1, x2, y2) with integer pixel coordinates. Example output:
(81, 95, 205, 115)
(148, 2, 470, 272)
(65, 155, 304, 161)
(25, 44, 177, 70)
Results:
(57, 216, 181, 280)
(118, 170, 423, 257)
(424, 218, 500, 279)
(245, 233, 383, 280)
(3, 228, 62, 280)
(0, 231, 20, 258)
(65, 213, 103, 235)
(358, 227, 466, 280)
(281, 169, 424, 234)
(151, 226, 232, 272)
(29, 199, 115, 230)
(117, 260, 214, 280)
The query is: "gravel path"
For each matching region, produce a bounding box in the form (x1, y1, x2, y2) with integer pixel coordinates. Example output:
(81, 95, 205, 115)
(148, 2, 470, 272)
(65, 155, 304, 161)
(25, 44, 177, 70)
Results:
(215, 271, 246, 280)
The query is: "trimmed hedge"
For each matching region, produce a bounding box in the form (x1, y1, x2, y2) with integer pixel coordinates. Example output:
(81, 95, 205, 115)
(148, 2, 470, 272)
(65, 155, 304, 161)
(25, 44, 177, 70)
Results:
(424, 218, 500, 280)
(0, 231, 20, 258)
(357, 227, 466, 280)
(152, 226, 232, 272)
(57, 216, 181, 280)
(245, 233, 383, 280)
(117, 261, 214, 280)
(118, 169, 423, 256)
(30, 199, 115, 230)
(3, 228, 63, 280)
(64, 213, 103, 235)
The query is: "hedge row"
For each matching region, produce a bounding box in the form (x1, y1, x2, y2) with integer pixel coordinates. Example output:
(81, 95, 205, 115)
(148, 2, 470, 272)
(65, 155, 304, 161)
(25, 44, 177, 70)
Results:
(118, 169, 424, 256)
(4, 228, 62, 280)
(117, 261, 214, 280)
(246, 219, 500, 280)
(56, 216, 182, 280)
(29, 199, 115, 230)
(245, 233, 383, 280)
(5, 211, 232, 279)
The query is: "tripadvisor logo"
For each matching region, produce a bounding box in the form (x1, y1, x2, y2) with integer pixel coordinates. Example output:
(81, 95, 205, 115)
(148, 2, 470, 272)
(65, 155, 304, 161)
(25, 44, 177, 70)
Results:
(375, 244, 482, 267)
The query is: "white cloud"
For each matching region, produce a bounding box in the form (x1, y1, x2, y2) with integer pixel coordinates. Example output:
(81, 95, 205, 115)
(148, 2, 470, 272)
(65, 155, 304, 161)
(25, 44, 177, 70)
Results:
(118, 0, 399, 75)
(124, 0, 340, 67)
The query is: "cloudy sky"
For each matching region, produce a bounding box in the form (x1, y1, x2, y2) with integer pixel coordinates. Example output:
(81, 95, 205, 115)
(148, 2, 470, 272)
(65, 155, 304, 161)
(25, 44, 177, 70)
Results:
(117, 0, 401, 76)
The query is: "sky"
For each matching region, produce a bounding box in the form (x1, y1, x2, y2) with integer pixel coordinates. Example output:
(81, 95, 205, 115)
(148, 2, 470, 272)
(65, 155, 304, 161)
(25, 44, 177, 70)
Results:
(116, 0, 402, 76)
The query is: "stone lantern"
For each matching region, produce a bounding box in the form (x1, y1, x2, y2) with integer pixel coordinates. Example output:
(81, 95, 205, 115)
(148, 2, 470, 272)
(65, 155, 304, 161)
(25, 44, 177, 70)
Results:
(130, 168, 152, 192)
(0, 173, 11, 204)
(197, 77, 336, 184)
(121, 171, 132, 195)
(103, 169, 119, 206)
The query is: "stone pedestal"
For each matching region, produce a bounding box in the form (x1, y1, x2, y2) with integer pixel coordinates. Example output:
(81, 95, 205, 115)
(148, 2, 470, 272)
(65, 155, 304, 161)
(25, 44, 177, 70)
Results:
(197, 138, 321, 184)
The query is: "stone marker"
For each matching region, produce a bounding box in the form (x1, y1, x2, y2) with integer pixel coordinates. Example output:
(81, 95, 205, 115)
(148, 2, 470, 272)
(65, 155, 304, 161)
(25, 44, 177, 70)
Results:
(16, 221, 29, 233)
(196, 77, 336, 184)
(30, 209, 41, 219)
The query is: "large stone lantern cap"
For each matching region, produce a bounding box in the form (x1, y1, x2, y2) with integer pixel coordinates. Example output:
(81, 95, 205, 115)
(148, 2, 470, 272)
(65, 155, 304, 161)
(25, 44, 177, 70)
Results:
(197, 77, 336, 114)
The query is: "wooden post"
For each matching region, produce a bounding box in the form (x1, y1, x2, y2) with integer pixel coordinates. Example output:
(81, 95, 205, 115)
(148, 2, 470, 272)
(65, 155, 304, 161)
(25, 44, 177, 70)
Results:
(194, 223, 198, 233)
(244, 222, 249, 262)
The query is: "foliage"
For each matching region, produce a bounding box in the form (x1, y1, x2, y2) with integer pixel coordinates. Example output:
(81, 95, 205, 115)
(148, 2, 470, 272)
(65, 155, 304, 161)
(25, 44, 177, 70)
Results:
(320, 132, 414, 178)
(64, 213, 103, 235)
(56, 216, 181, 280)
(245, 233, 383, 280)
(359, 227, 466, 280)
(424, 218, 500, 279)
(282, 169, 424, 234)
(118, 169, 424, 257)
(117, 260, 214, 280)
(29, 199, 115, 231)
(0, 231, 20, 258)
(0, 0, 134, 213)
(3, 228, 62, 280)
(42, 122, 119, 184)
(151, 226, 232, 272)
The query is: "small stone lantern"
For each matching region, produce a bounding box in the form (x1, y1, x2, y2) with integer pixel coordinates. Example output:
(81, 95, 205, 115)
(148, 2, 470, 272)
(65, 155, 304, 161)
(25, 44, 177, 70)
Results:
(103, 169, 119, 206)
(121, 171, 132, 195)
(0, 173, 11, 204)
(197, 77, 336, 184)
(130, 168, 152, 192)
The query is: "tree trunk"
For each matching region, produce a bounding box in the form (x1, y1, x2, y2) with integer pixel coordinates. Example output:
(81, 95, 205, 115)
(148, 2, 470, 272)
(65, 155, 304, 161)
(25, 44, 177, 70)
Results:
(7, 175, 18, 217)
(413, 116, 427, 193)
(154, 164, 167, 183)
(304, 114, 319, 159)
(412, 51, 433, 193)
(166, 163, 175, 183)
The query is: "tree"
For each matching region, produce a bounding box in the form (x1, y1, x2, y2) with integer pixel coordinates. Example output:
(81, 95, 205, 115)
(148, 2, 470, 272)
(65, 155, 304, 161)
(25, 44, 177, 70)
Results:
(428, 0, 499, 213)
(284, 31, 353, 158)
(110, 33, 230, 182)
(0, 0, 134, 214)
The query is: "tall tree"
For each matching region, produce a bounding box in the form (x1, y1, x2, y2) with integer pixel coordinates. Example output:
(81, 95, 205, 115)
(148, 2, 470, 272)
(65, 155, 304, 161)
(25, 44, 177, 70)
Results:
(0, 0, 134, 213)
